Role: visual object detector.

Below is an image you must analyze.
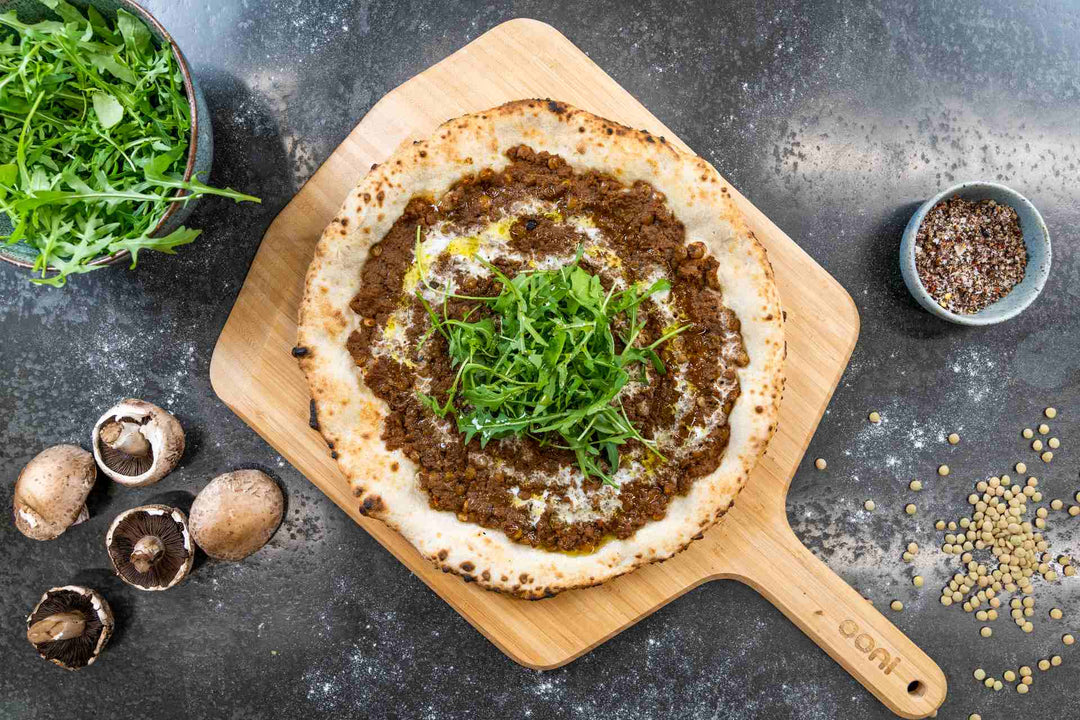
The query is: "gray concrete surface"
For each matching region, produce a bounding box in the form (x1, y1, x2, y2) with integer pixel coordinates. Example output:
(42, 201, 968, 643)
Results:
(2, 1, 1079, 718)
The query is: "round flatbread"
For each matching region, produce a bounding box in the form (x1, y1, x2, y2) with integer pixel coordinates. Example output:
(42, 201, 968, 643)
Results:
(298, 100, 784, 598)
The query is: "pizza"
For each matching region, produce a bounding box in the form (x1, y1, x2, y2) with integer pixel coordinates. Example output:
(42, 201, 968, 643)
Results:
(297, 100, 784, 598)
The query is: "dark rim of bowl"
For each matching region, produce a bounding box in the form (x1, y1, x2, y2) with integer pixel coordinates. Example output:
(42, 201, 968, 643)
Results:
(0, 0, 199, 272)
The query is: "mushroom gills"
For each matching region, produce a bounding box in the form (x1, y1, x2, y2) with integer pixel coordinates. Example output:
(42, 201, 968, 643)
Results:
(27, 611, 86, 644)
(98, 418, 154, 476)
(112, 512, 188, 588)
(27, 590, 106, 669)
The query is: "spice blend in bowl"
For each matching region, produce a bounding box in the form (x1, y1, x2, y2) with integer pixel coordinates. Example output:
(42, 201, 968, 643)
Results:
(914, 197, 1027, 315)
(899, 181, 1050, 326)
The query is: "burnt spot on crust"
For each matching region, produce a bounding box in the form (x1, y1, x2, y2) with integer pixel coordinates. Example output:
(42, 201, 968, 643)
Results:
(370, 163, 379, 171)
(419, 150, 427, 158)
(437, 549, 448, 561)
(460, 561, 475, 573)
(755, 405, 764, 413)
(331, 450, 339, 459)
(308, 399, 319, 430)
(291, 346, 309, 358)
(546, 99, 566, 114)
(390, 462, 399, 472)
(359, 495, 385, 516)
(519, 573, 530, 584)
(481, 570, 491, 581)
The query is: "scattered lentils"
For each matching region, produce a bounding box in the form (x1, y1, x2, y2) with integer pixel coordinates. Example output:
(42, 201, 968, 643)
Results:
(1045, 407, 1058, 419)
(939, 465, 950, 476)
(814, 458, 827, 470)
(864, 500, 876, 512)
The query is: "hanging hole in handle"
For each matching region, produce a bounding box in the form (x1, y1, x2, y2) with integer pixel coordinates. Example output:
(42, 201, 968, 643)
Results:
(907, 680, 925, 697)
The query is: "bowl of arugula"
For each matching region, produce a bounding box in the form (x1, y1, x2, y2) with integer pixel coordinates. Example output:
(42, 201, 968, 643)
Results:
(0, 0, 259, 286)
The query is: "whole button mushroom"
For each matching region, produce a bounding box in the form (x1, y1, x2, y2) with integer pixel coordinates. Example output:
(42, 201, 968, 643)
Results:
(26, 586, 114, 670)
(92, 399, 185, 487)
(13, 445, 97, 541)
(189, 470, 284, 560)
(105, 505, 194, 591)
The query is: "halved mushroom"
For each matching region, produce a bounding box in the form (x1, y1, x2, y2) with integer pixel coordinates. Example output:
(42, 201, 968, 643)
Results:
(92, 399, 185, 486)
(26, 586, 114, 670)
(189, 470, 284, 561)
(14, 445, 97, 541)
(106, 505, 194, 591)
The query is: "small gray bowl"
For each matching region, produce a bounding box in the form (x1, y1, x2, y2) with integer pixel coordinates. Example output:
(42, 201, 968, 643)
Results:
(899, 181, 1051, 326)
(0, 0, 213, 272)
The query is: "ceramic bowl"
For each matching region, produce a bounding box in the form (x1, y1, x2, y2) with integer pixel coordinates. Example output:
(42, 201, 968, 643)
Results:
(0, 0, 213, 271)
(899, 181, 1051, 326)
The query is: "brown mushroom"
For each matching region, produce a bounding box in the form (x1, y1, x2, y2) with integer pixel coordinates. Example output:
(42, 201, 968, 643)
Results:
(92, 399, 185, 487)
(189, 470, 284, 561)
(13, 445, 97, 541)
(26, 586, 114, 670)
(105, 505, 194, 591)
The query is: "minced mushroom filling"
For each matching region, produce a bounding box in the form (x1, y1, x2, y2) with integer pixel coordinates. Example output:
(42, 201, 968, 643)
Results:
(347, 146, 748, 552)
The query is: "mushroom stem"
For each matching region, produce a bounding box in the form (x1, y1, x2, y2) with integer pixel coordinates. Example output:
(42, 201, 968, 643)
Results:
(131, 535, 164, 574)
(100, 420, 151, 458)
(27, 611, 86, 644)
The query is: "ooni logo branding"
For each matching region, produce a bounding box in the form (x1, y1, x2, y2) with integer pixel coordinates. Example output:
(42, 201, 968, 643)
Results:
(839, 620, 902, 674)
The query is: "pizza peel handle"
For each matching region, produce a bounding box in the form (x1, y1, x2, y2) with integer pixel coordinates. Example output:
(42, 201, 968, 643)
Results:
(719, 516, 947, 719)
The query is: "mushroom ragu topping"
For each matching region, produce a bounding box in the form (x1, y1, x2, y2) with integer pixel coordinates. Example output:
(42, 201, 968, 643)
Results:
(98, 416, 154, 476)
(26, 587, 111, 670)
(106, 506, 193, 590)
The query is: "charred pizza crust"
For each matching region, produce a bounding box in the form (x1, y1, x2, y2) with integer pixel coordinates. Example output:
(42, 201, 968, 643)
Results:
(297, 100, 785, 598)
